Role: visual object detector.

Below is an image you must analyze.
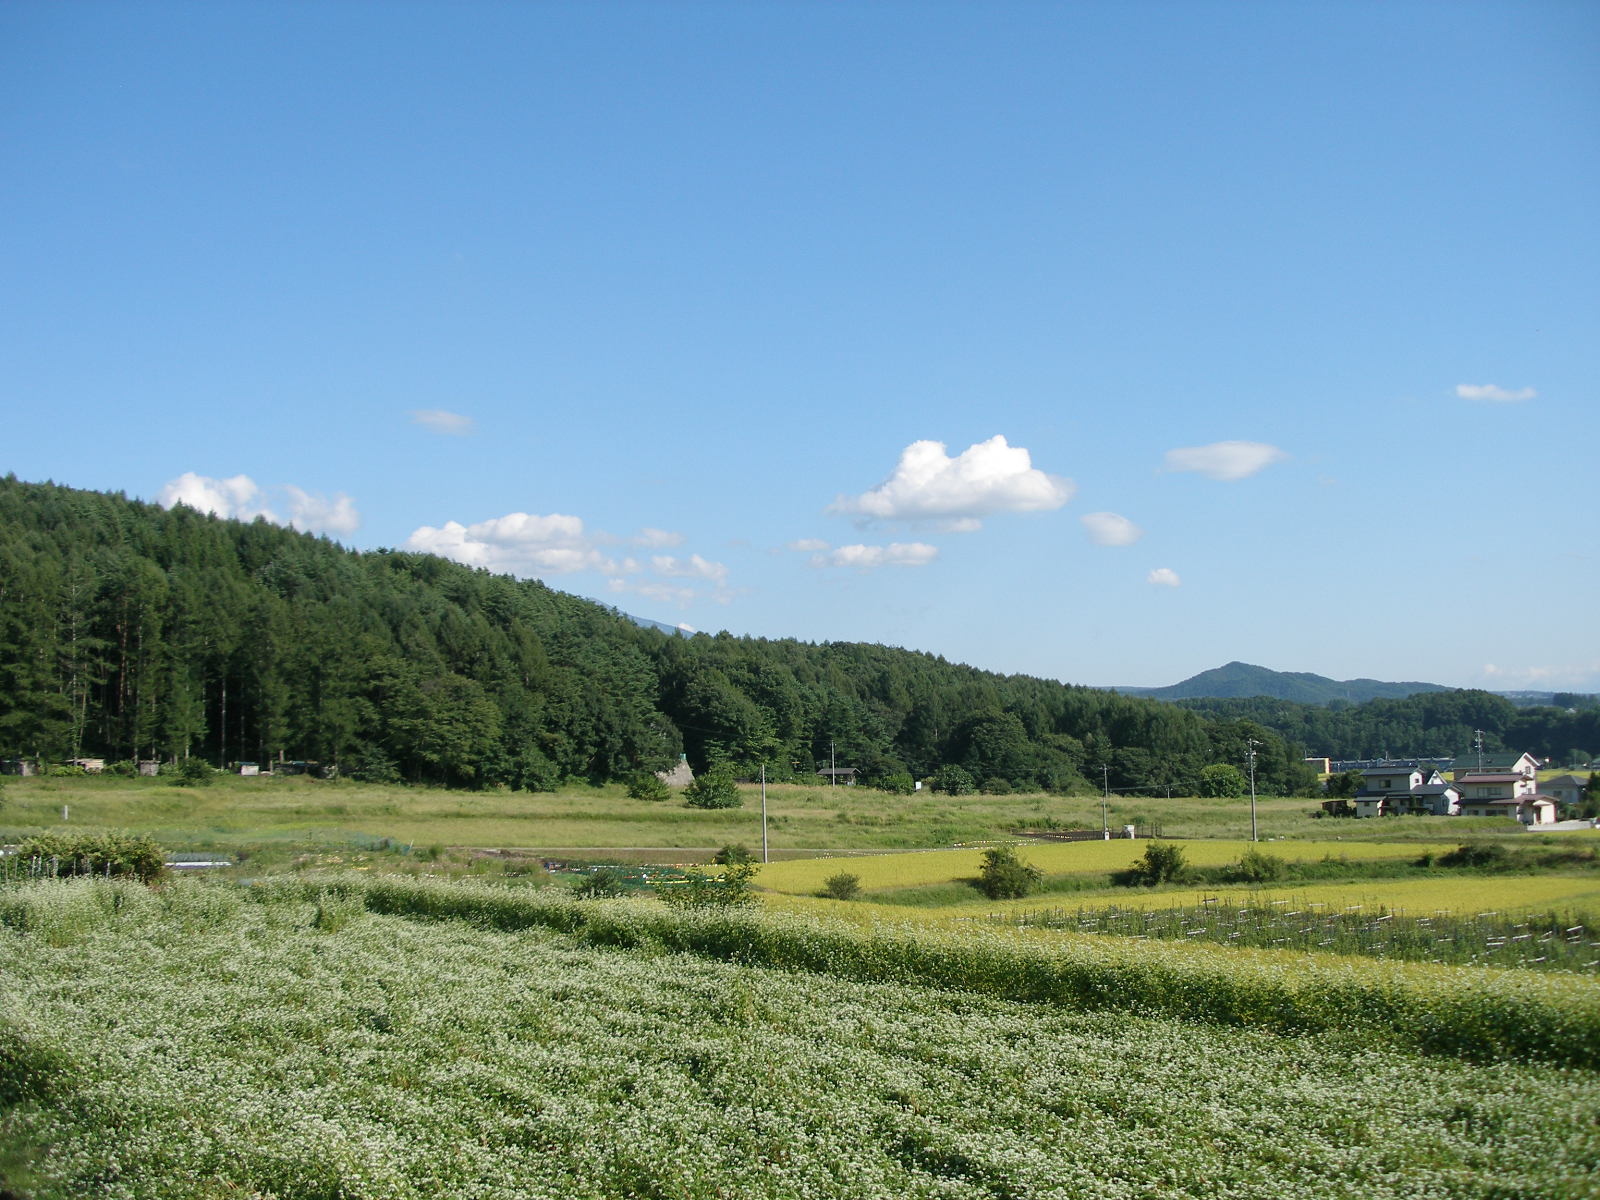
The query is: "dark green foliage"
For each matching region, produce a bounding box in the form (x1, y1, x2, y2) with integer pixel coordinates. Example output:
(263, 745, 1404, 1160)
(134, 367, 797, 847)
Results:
(1117, 840, 1189, 887)
(930, 764, 975, 796)
(654, 862, 757, 909)
(823, 871, 861, 900)
(1323, 769, 1366, 798)
(626, 772, 671, 802)
(977, 846, 1041, 900)
(713, 843, 754, 866)
(1226, 848, 1287, 883)
(570, 868, 630, 899)
(1438, 843, 1511, 870)
(344, 746, 401, 784)
(684, 766, 742, 809)
(1197, 764, 1246, 797)
(13, 830, 165, 882)
(876, 772, 915, 795)
(173, 756, 214, 787)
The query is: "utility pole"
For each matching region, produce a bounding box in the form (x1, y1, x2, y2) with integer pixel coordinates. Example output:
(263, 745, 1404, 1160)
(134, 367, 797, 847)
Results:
(1101, 763, 1111, 840)
(760, 763, 769, 864)
(1246, 738, 1261, 842)
(1473, 729, 1486, 773)
(829, 740, 836, 787)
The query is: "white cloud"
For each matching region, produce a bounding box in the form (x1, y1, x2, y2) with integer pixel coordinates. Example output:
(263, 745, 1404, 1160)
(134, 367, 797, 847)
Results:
(405, 512, 616, 575)
(632, 528, 684, 548)
(811, 542, 940, 569)
(1162, 441, 1287, 481)
(407, 508, 732, 605)
(1081, 512, 1143, 547)
(831, 435, 1074, 528)
(650, 554, 730, 585)
(157, 472, 361, 536)
(410, 409, 476, 435)
(1147, 567, 1181, 588)
(1456, 384, 1536, 404)
(158, 472, 278, 523)
(283, 486, 361, 535)
(787, 538, 831, 553)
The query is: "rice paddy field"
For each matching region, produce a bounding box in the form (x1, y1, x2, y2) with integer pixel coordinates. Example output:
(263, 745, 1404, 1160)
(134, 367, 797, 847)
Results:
(752, 838, 1444, 896)
(4, 875, 1600, 1200)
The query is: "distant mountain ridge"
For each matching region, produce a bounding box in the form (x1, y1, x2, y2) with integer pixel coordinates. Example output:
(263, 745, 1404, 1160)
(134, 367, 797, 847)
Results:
(1110, 661, 1452, 705)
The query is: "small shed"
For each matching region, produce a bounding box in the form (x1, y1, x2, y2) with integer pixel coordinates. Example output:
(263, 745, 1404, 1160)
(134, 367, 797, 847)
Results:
(817, 767, 859, 786)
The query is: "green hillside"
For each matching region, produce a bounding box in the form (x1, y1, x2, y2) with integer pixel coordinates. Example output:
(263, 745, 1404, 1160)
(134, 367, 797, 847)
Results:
(0, 476, 1315, 796)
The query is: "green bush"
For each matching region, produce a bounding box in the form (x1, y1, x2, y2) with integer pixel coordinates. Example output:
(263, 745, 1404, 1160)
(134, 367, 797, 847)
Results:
(570, 868, 631, 899)
(171, 757, 214, 787)
(1438, 843, 1511, 870)
(977, 846, 1041, 900)
(1116, 840, 1189, 887)
(930, 764, 975, 796)
(713, 843, 754, 866)
(655, 862, 757, 909)
(684, 766, 742, 810)
(876, 772, 916, 795)
(626, 773, 671, 802)
(13, 830, 166, 883)
(1227, 848, 1287, 883)
(823, 872, 862, 901)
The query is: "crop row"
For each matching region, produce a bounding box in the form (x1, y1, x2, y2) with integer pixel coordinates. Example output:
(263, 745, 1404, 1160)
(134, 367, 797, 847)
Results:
(996, 901, 1600, 972)
(264, 873, 1600, 1069)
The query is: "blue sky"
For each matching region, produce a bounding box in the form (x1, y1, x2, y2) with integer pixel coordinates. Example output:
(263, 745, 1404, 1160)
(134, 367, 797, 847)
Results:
(3, 1, 1596, 690)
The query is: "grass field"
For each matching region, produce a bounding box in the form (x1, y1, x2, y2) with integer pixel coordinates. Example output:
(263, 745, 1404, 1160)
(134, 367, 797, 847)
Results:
(0, 773, 1538, 858)
(4, 875, 1600, 1199)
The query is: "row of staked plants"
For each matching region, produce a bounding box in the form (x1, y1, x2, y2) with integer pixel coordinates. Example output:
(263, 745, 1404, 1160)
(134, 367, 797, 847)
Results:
(994, 901, 1600, 974)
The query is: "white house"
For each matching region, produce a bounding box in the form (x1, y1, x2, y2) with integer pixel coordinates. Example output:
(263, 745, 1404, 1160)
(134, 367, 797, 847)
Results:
(1354, 764, 1460, 817)
(1458, 795, 1558, 825)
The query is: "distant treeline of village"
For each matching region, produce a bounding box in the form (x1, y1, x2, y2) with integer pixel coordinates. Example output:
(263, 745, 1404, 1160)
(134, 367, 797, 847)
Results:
(1, 476, 1592, 797)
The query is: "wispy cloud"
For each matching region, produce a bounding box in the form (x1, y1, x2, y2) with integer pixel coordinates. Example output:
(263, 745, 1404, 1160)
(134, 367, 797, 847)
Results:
(1456, 384, 1536, 404)
(157, 472, 360, 536)
(831, 435, 1073, 529)
(410, 409, 476, 436)
(1081, 512, 1143, 547)
(407, 512, 611, 574)
(1147, 567, 1181, 588)
(1162, 441, 1286, 481)
(787, 538, 830, 553)
(283, 486, 361, 535)
(810, 542, 940, 569)
(406, 510, 728, 605)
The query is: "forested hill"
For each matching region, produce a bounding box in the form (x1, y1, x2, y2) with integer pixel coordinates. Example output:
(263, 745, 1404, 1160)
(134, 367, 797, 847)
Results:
(1114, 661, 1450, 705)
(1174, 692, 1600, 767)
(0, 476, 1316, 795)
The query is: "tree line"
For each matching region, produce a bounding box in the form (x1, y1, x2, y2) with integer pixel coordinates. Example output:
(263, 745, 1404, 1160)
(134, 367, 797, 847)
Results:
(0, 476, 1318, 795)
(1174, 690, 1600, 767)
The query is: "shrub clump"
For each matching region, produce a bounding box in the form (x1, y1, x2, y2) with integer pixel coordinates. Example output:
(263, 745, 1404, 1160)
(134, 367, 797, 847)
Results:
(626, 773, 672, 802)
(1225, 848, 1287, 883)
(1438, 843, 1511, 870)
(978, 846, 1042, 900)
(13, 831, 166, 883)
(683, 766, 742, 810)
(1115, 841, 1189, 887)
(655, 862, 758, 909)
(570, 868, 631, 899)
(823, 872, 862, 901)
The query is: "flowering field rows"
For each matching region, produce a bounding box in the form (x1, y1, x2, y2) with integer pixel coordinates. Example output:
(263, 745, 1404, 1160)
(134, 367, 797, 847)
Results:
(3, 877, 1599, 1199)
